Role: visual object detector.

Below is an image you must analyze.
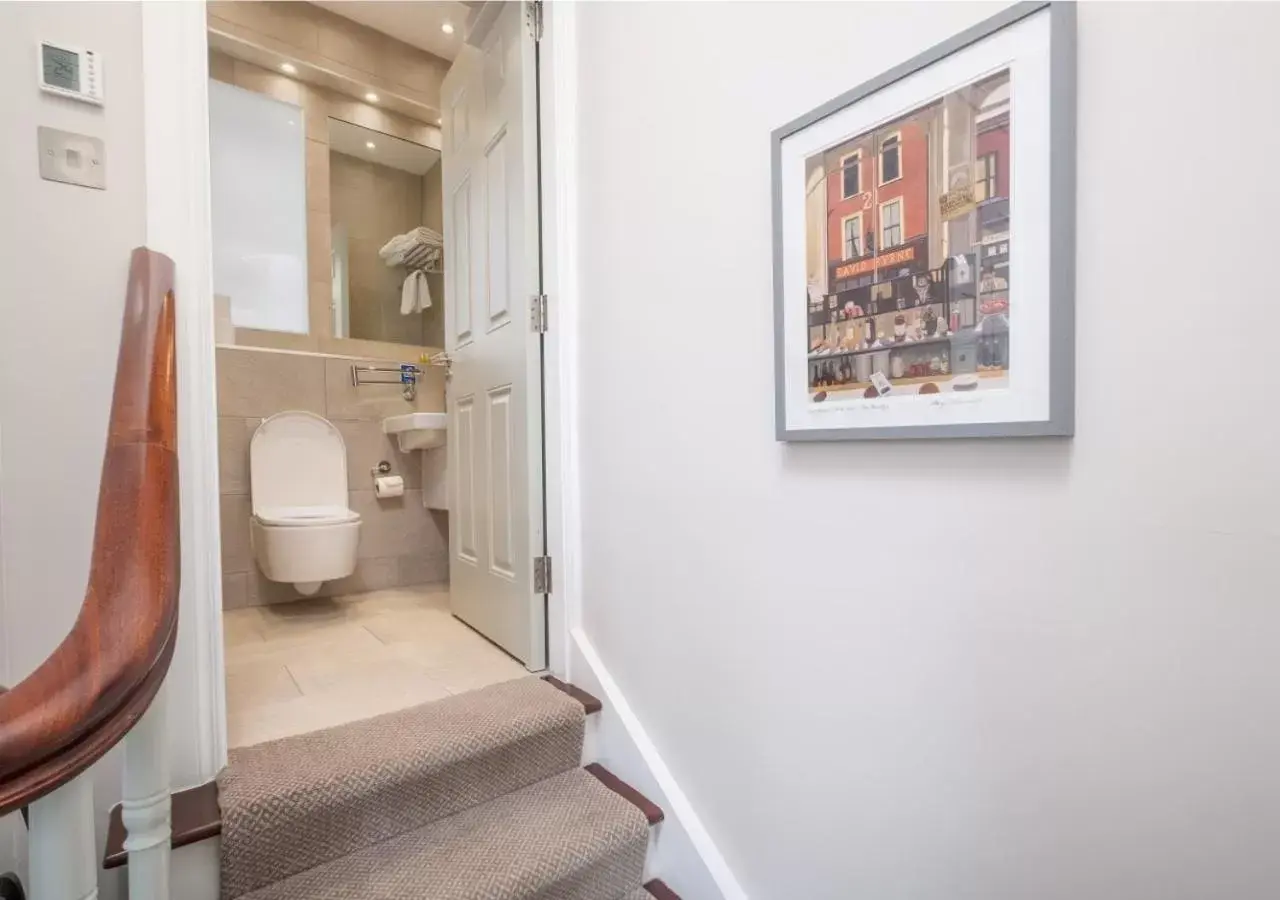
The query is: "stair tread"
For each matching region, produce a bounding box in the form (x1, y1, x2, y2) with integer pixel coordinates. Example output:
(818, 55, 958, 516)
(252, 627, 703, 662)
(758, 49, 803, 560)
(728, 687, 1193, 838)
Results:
(220, 677, 586, 898)
(239, 767, 650, 900)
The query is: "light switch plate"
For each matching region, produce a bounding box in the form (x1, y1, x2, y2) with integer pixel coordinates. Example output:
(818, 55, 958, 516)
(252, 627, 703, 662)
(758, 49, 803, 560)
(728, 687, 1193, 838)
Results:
(37, 126, 105, 190)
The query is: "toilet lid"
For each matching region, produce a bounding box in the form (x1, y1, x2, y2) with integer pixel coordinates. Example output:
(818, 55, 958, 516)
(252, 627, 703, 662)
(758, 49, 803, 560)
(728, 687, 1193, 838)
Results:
(250, 411, 349, 516)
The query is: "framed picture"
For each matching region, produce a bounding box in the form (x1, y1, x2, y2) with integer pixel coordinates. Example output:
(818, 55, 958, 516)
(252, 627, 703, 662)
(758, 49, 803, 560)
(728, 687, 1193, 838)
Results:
(772, 1, 1075, 441)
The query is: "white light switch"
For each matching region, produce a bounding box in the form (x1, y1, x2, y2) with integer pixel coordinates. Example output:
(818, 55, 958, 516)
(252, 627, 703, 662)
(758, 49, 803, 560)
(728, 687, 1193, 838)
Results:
(37, 126, 105, 190)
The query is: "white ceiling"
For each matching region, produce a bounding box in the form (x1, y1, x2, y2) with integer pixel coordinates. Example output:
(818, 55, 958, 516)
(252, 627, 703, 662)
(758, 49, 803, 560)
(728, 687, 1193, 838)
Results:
(311, 1, 471, 62)
(329, 118, 440, 174)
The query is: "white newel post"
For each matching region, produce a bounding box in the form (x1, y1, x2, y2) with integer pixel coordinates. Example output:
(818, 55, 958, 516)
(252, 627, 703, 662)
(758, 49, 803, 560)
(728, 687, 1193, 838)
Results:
(28, 773, 99, 900)
(121, 681, 172, 900)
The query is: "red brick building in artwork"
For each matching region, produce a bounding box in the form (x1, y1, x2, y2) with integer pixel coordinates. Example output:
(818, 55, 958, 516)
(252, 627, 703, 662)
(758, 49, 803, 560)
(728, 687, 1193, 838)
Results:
(823, 118, 932, 272)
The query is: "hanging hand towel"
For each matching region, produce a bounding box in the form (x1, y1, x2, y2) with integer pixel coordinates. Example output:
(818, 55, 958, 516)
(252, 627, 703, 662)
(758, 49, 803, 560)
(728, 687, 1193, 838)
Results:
(400, 270, 432, 315)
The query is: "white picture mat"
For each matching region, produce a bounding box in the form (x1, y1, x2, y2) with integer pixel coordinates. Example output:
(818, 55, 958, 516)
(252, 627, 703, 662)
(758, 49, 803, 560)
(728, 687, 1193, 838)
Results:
(780, 9, 1052, 433)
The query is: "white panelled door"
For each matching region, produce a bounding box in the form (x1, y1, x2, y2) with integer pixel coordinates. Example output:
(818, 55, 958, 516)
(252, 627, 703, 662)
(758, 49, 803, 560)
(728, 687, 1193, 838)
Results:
(442, 2, 545, 668)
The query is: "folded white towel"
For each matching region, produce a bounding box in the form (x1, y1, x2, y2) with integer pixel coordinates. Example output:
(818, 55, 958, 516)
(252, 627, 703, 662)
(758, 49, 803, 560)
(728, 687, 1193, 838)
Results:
(378, 233, 411, 263)
(380, 227, 444, 268)
(400, 270, 431, 315)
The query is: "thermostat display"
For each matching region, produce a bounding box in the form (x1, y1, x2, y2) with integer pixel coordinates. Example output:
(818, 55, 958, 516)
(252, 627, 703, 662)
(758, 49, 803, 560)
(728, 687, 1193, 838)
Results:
(38, 42, 103, 105)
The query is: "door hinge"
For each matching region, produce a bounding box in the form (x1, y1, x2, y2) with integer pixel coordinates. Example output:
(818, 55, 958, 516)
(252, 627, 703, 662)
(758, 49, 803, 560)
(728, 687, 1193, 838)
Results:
(530, 293, 548, 333)
(526, 0, 544, 41)
(533, 555, 553, 594)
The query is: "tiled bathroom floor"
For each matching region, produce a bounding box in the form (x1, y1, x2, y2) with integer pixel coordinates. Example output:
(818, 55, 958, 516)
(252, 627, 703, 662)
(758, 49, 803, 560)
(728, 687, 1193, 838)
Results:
(223, 584, 529, 748)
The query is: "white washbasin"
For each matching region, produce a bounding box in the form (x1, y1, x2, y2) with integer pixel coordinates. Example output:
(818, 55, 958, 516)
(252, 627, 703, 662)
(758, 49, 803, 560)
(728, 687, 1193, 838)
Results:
(382, 412, 447, 452)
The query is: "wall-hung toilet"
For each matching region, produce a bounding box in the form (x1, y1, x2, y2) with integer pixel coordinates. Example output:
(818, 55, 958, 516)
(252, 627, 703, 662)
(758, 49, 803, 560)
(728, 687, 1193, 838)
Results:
(249, 411, 361, 595)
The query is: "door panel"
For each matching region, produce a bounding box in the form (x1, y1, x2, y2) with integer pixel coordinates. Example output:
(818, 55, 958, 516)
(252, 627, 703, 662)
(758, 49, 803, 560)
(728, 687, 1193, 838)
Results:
(486, 383, 514, 579)
(451, 177, 473, 345)
(485, 131, 510, 328)
(455, 394, 477, 564)
(442, 1, 545, 667)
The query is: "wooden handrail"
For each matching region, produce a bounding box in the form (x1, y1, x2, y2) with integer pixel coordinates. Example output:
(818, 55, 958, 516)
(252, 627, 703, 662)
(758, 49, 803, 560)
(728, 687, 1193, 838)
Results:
(0, 248, 180, 817)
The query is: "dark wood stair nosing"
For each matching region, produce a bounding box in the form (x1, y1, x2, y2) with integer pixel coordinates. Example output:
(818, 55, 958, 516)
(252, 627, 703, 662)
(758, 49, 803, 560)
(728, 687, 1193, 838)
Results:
(584, 763, 664, 825)
(541, 674, 603, 715)
(103, 781, 220, 869)
(644, 878, 682, 900)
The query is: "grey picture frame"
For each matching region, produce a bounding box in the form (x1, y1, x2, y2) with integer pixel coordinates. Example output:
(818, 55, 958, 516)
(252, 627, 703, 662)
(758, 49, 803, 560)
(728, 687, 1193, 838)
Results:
(771, 1, 1076, 441)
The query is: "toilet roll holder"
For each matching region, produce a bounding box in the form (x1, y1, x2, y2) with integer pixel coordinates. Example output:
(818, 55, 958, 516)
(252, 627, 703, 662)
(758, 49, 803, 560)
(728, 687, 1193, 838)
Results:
(371, 460, 392, 478)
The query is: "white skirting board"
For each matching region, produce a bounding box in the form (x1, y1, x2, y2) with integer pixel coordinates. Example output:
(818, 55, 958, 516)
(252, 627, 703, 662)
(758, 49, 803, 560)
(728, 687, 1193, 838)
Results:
(568, 630, 748, 900)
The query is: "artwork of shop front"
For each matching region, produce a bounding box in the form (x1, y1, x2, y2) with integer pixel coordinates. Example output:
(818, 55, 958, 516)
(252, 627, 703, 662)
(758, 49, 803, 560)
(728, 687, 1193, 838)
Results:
(773, 1, 1074, 441)
(806, 69, 1012, 402)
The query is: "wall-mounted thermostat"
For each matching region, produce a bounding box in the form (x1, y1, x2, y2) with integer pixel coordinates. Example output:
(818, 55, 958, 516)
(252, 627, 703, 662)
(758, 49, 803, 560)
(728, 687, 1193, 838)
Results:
(38, 41, 103, 105)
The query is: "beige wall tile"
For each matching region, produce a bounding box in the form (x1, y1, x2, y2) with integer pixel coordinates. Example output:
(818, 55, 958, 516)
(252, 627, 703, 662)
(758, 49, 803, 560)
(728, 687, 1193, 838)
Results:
(316, 15, 384, 77)
(232, 58, 305, 106)
(350, 489, 442, 560)
(310, 280, 334, 341)
(397, 550, 448, 587)
(232, 327, 320, 353)
(209, 48, 236, 84)
(301, 84, 332, 144)
(422, 443, 447, 511)
(305, 138, 329, 213)
(323, 355, 421, 420)
(209, 1, 318, 54)
(327, 556, 402, 596)
(417, 367, 446, 413)
(334, 419, 422, 491)
(245, 567, 308, 607)
(327, 98, 421, 144)
(306, 209, 332, 286)
(379, 41, 445, 99)
(216, 347, 327, 418)
(218, 415, 256, 495)
(220, 493, 253, 575)
(238, 557, 410, 607)
(223, 572, 252, 610)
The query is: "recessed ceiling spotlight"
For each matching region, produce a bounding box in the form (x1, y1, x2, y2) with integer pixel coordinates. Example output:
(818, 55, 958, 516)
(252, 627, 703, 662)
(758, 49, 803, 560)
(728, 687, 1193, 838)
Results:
(366, 141, 376, 150)
(365, 92, 379, 103)
(441, 22, 455, 35)
(280, 62, 297, 75)
(436, 117, 443, 125)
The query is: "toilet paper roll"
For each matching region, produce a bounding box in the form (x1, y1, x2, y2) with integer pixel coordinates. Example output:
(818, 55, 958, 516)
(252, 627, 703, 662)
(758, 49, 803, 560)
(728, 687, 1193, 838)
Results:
(374, 475, 404, 499)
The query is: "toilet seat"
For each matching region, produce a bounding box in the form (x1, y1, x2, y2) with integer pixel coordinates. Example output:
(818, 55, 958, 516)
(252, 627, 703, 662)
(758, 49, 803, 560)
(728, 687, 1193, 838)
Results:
(254, 505, 361, 527)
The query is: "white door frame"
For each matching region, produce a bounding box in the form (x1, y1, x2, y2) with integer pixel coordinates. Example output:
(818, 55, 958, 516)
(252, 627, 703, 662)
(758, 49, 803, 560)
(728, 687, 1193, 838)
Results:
(139, 0, 586, 775)
(141, 0, 228, 790)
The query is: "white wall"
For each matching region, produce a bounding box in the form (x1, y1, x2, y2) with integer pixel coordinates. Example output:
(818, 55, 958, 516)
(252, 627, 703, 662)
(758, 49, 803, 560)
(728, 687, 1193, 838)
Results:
(575, 3, 1280, 898)
(0, 3, 147, 897)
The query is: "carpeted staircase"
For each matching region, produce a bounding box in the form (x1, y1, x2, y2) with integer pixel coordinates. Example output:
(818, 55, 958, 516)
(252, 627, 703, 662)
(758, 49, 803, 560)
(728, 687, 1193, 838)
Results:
(215, 676, 676, 900)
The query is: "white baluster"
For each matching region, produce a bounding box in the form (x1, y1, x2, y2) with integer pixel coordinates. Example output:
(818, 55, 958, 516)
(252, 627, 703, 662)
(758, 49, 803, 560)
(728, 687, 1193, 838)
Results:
(121, 682, 171, 900)
(28, 773, 98, 900)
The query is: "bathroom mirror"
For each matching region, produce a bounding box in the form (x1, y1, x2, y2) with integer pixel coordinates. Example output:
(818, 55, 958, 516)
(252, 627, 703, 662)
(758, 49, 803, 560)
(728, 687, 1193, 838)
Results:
(329, 119, 444, 348)
(208, 80, 310, 335)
